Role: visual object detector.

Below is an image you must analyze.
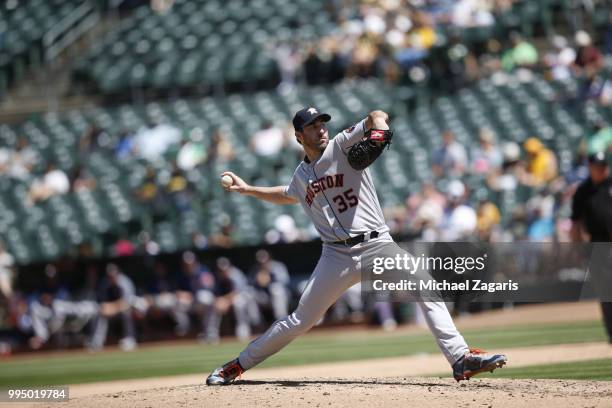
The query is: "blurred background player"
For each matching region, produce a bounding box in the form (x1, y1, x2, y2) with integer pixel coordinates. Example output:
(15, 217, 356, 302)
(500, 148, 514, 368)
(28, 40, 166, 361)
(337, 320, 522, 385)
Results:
(89, 264, 137, 351)
(145, 260, 190, 337)
(249, 250, 290, 322)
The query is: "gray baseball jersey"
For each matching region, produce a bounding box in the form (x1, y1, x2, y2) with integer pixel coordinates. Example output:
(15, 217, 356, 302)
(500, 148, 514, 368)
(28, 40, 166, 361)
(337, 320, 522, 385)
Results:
(237, 116, 469, 372)
(285, 118, 390, 242)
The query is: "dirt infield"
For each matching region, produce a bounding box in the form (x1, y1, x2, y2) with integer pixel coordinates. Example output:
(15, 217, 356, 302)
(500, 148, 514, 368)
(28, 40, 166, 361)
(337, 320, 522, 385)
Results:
(21, 303, 612, 407)
(62, 341, 612, 400)
(38, 377, 612, 408)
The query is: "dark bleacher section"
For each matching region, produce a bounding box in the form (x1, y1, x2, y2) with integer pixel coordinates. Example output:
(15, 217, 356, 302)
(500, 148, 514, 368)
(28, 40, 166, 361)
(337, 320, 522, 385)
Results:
(0, 0, 87, 99)
(72, 0, 332, 94)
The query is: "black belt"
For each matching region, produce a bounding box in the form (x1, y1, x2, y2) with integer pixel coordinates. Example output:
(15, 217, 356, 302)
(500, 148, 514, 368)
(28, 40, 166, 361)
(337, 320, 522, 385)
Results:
(332, 231, 379, 247)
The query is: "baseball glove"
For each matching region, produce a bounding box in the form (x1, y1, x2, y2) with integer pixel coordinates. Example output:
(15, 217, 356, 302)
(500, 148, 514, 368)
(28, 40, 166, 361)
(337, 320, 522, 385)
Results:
(347, 128, 393, 171)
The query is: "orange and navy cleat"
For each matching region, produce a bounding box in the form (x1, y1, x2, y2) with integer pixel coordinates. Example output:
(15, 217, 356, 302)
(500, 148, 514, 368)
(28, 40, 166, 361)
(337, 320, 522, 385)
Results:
(452, 348, 507, 381)
(206, 358, 244, 386)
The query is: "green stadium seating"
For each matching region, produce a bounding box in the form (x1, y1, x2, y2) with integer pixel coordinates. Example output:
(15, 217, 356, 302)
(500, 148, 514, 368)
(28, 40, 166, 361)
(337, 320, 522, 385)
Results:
(0, 0, 87, 99)
(2, 64, 612, 263)
(72, 0, 333, 93)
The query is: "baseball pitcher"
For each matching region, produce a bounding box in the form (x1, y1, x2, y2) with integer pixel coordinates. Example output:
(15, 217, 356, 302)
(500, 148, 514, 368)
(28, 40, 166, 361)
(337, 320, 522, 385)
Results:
(206, 108, 507, 385)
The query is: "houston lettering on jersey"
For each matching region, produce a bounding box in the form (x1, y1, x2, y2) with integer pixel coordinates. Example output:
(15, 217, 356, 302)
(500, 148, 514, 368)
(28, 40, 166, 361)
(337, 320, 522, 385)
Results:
(305, 174, 344, 206)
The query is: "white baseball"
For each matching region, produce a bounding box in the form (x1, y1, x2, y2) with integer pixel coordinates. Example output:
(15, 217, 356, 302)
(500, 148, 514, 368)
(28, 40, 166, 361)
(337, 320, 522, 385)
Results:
(221, 175, 234, 188)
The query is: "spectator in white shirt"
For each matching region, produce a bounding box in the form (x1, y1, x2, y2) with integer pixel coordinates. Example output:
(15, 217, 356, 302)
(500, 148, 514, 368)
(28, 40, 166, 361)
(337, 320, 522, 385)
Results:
(28, 163, 70, 205)
(250, 121, 285, 157)
(439, 180, 477, 241)
(133, 122, 181, 162)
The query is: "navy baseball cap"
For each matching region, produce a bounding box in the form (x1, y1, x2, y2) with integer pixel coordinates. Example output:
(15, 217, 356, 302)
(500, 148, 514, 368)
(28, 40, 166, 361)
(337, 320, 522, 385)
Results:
(292, 107, 331, 131)
(588, 151, 608, 166)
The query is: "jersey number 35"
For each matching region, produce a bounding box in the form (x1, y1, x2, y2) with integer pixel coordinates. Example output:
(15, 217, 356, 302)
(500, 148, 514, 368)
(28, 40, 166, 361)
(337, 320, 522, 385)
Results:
(332, 188, 358, 213)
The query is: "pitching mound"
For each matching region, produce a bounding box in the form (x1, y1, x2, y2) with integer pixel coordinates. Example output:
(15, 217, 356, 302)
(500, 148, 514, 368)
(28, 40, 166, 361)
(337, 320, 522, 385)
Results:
(44, 377, 611, 408)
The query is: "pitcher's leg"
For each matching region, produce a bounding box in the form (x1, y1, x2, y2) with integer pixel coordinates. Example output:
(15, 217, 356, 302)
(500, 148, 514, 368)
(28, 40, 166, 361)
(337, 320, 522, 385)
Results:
(381, 242, 470, 364)
(417, 301, 469, 364)
(238, 250, 359, 370)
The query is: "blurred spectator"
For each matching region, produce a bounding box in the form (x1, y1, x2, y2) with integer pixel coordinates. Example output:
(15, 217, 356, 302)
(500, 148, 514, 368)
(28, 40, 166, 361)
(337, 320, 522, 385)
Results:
(112, 235, 136, 257)
(432, 130, 468, 178)
(135, 166, 169, 218)
(348, 34, 380, 78)
(580, 73, 612, 106)
(9, 137, 38, 181)
(543, 35, 576, 81)
(136, 166, 159, 203)
(265, 214, 302, 244)
(28, 163, 70, 204)
(438, 180, 477, 241)
(564, 147, 590, 186)
(71, 165, 97, 192)
(488, 141, 522, 191)
(587, 122, 612, 155)
(470, 127, 502, 175)
(206, 128, 235, 165)
(90, 264, 137, 351)
(273, 41, 303, 93)
(476, 199, 501, 241)
(571, 30, 610, 106)
(191, 232, 208, 250)
(177, 127, 206, 171)
(406, 182, 446, 239)
(501, 32, 538, 71)
(303, 38, 346, 85)
(0, 242, 15, 298)
(526, 190, 556, 242)
(521, 137, 558, 187)
(79, 126, 110, 159)
(0, 146, 10, 176)
(250, 121, 285, 157)
(137, 231, 161, 256)
(115, 130, 135, 160)
(166, 163, 191, 212)
(396, 11, 437, 69)
(249, 250, 290, 321)
(451, 0, 495, 27)
(442, 34, 479, 91)
(573, 30, 603, 77)
(133, 122, 181, 161)
(209, 213, 235, 248)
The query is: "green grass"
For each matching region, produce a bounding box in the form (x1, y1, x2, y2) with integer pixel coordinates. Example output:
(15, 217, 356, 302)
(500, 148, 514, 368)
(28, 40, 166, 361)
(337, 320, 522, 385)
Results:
(0, 320, 606, 387)
(476, 358, 612, 381)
